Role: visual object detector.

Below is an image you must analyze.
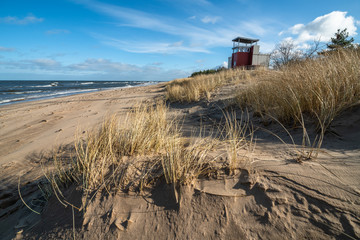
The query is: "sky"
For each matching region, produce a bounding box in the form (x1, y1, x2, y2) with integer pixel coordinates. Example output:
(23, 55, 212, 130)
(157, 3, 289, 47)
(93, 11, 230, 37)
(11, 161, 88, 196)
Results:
(0, 0, 359, 81)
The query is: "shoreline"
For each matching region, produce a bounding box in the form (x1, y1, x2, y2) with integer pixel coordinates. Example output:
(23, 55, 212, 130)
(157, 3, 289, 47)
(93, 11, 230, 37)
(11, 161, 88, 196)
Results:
(0, 81, 162, 107)
(0, 82, 166, 166)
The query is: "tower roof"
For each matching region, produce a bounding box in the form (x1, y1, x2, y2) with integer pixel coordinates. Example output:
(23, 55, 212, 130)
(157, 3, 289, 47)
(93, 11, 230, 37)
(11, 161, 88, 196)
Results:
(232, 37, 259, 44)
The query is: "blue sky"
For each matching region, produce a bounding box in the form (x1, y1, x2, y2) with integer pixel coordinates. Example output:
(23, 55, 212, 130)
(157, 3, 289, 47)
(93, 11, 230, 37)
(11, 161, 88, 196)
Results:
(0, 0, 359, 81)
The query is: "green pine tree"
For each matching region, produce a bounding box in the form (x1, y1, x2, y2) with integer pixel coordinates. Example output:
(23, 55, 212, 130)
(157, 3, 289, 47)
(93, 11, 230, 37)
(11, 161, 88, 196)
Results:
(327, 28, 354, 50)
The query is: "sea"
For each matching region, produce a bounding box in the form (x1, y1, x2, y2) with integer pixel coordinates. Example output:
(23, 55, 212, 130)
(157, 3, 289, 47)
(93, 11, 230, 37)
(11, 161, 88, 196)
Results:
(0, 80, 157, 106)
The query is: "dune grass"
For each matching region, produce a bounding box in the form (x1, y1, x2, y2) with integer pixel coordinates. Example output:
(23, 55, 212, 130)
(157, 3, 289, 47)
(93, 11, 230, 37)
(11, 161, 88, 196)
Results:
(49, 101, 243, 201)
(162, 136, 216, 185)
(53, 101, 180, 192)
(236, 49, 360, 130)
(46, 99, 257, 209)
(222, 111, 255, 174)
(165, 67, 267, 103)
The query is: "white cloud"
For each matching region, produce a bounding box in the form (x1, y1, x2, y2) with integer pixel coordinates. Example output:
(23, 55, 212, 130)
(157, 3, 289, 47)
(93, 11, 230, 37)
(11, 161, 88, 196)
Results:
(78, 0, 270, 53)
(0, 46, 15, 52)
(68, 58, 139, 73)
(151, 62, 163, 66)
(81, 1, 178, 34)
(170, 41, 184, 47)
(240, 21, 267, 36)
(28, 59, 61, 67)
(194, 0, 211, 5)
(0, 58, 62, 72)
(0, 14, 43, 25)
(95, 34, 210, 54)
(171, 0, 211, 6)
(285, 11, 358, 44)
(0, 57, 189, 81)
(46, 29, 70, 35)
(201, 16, 221, 24)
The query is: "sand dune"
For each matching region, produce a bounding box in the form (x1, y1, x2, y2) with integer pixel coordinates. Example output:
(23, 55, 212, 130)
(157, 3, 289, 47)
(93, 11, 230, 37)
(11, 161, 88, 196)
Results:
(0, 82, 359, 239)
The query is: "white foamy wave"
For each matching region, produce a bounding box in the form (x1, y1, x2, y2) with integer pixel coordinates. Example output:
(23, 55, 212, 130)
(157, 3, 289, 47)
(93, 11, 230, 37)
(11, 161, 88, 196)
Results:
(137, 81, 157, 87)
(103, 81, 124, 84)
(27, 89, 96, 100)
(80, 82, 94, 85)
(31, 82, 59, 88)
(32, 84, 53, 88)
(26, 90, 43, 94)
(12, 90, 43, 95)
(0, 89, 97, 105)
(0, 98, 25, 104)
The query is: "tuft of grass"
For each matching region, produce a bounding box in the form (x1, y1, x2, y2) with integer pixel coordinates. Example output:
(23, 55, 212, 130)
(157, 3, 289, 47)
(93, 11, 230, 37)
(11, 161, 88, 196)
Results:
(48, 100, 224, 207)
(165, 68, 266, 103)
(165, 76, 221, 103)
(161, 135, 216, 185)
(236, 49, 360, 130)
(222, 110, 255, 174)
(71, 101, 177, 192)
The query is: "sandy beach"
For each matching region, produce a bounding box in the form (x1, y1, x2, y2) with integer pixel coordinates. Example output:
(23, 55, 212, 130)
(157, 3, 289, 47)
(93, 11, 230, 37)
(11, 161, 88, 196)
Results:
(0, 83, 166, 165)
(0, 83, 167, 238)
(0, 81, 359, 239)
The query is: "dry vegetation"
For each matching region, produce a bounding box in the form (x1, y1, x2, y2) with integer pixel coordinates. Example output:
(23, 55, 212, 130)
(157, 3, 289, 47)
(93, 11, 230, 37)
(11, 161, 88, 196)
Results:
(236, 49, 360, 129)
(47, 100, 254, 210)
(165, 48, 360, 161)
(49, 102, 179, 196)
(222, 111, 255, 174)
(166, 49, 360, 131)
(165, 67, 265, 102)
(45, 48, 360, 213)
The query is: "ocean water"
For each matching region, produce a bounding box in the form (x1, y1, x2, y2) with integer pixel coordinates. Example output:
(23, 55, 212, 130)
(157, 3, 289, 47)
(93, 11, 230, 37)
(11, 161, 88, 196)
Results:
(0, 80, 156, 106)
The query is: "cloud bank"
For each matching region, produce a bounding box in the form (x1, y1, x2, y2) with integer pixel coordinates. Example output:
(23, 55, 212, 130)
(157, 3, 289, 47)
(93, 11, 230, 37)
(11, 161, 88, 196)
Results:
(0, 57, 188, 81)
(284, 11, 358, 44)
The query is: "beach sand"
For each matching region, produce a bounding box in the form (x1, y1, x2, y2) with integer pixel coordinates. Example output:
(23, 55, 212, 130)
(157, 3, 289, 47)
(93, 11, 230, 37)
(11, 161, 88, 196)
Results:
(0, 83, 166, 165)
(0, 82, 359, 239)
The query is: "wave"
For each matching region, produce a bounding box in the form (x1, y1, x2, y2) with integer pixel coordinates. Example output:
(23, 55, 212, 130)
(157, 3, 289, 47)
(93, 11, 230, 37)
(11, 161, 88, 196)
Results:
(80, 82, 94, 85)
(0, 98, 25, 104)
(0, 89, 97, 105)
(137, 81, 157, 87)
(32, 84, 53, 88)
(0, 81, 157, 106)
(1, 90, 43, 95)
(28, 89, 96, 99)
(31, 82, 59, 88)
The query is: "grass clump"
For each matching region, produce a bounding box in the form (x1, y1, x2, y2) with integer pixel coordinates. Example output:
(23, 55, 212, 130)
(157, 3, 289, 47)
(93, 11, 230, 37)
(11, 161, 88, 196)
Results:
(222, 111, 255, 174)
(165, 75, 222, 103)
(162, 135, 216, 185)
(236, 49, 360, 130)
(66, 101, 179, 192)
(49, 101, 228, 204)
(166, 68, 265, 103)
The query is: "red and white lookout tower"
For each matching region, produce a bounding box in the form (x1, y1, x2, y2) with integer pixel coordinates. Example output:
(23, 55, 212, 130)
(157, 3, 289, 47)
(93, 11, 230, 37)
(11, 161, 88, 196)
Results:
(228, 37, 270, 69)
